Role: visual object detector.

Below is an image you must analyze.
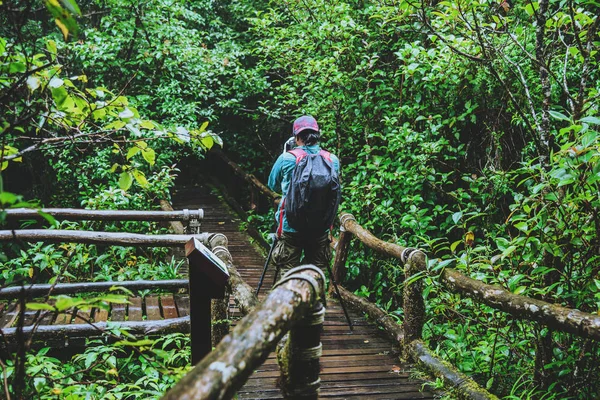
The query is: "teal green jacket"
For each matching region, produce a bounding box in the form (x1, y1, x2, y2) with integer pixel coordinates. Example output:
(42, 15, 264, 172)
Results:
(268, 144, 340, 234)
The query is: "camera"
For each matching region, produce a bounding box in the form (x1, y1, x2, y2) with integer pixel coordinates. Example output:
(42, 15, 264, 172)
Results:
(283, 136, 295, 153)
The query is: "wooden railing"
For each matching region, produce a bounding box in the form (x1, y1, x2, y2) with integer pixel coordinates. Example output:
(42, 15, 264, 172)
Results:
(212, 149, 600, 399)
(162, 265, 326, 400)
(0, 208, 246, 360)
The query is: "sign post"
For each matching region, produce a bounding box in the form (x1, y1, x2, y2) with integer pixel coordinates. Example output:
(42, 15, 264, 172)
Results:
(185, 237, 230, 364)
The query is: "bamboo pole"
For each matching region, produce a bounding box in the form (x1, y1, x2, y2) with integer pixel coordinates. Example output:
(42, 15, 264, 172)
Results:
(0, 280, 188, 300)
(161, 265, 325, 400)
(4, 208, 203, 222)
(0, 229, 209, 247)
(442, 268, 600, 341)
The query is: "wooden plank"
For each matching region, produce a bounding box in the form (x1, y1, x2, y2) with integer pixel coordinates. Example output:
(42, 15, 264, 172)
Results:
(174, 295, 190, 317)
(128, 297, 143, 321)
(161, 295, 178, 319)
(94, 307, 109, 322)
(242, 375, 416, 389)
(21, 309, 39, 326)
(263, 354, 397, 365)
(0, 303, 19, 328)
(145, 296, 161, 320)
(251, 364, 401, 379)
(54, 310, 72, 325)
(110, 303, 126, 321)
(73, 308, 92, 324)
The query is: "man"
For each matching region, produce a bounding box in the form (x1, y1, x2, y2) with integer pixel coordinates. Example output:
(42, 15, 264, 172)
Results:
(267, 115, 341, 276)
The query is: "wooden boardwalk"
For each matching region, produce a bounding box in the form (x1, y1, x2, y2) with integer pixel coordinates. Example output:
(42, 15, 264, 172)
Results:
(173, 184, 434, 399)
(0, 183, 434, 398)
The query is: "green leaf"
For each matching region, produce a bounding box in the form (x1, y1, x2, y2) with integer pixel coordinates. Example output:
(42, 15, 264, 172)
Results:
(38, 210, 57, 226)
(54, 296, 84, 311)
(514, 222, 528, 232)
(548, 110, 570, 121)
(450, 240, 461, 252)
(0, 191, 17, 205)
(200, 135, 214, 150)
(126, 146, 141, 160)
(132, 170, 148, 187)
(142, 148, 155, 166)
(59, 0, 81, 15)
(118, 172, 133, 191)
(198, 121, 209, 133)
(140, 120, 155, 129)
(452, 211, 463, 224)
(119, 108, 134, 119)
(46, 39, 57, 56)
(9, 62, 26, 74)
(502, 245, 517, 258)
(580, 116, 600, 125)
(115, 339, 154, 347)
(513, 286, 527, 295)
(26, 302, 55, 311)
(44, 0, 79, 39)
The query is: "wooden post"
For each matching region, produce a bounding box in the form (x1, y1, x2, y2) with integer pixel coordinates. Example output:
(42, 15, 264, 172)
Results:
(277, 266, 326, 399)
(185, 238, 230, 364)
(330, 221, 352, 295)
(278, 303, 325, 399)
(208, 235, 233, 348)
(402, 249, 426, 360)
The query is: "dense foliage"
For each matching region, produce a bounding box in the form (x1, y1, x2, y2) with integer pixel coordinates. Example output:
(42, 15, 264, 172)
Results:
(1, 0, 599, 398)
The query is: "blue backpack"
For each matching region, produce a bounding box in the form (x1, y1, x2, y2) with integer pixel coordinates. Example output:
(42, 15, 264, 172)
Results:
(281, 148, 341, 234)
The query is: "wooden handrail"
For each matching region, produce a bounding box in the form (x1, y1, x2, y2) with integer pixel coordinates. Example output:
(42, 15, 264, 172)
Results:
(0, 279, 188, 300)
(0, 229, 209, 246)
(1, 317, 190, 345)
(162, 265, 325, 400)
(3, 207, 204, 222)
(339, 213, 410, 260)
(442, 268, 600, 340)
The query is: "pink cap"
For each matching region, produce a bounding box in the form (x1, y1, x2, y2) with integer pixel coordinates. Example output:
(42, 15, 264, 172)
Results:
(292, 116, 319, 136)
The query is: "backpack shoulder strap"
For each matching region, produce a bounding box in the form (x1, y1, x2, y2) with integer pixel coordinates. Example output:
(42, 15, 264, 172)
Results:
(318, 149, 332, 163)
(288, 148, 308, 164)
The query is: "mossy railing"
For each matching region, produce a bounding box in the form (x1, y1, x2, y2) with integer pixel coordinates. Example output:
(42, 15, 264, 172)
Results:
(212, 149, 600, 399)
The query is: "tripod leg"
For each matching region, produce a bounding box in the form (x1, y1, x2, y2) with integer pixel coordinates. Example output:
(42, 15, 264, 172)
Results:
(272, 264, 281, 285)
(325, 263, 353, 332)
(256, 239, 277, 296)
